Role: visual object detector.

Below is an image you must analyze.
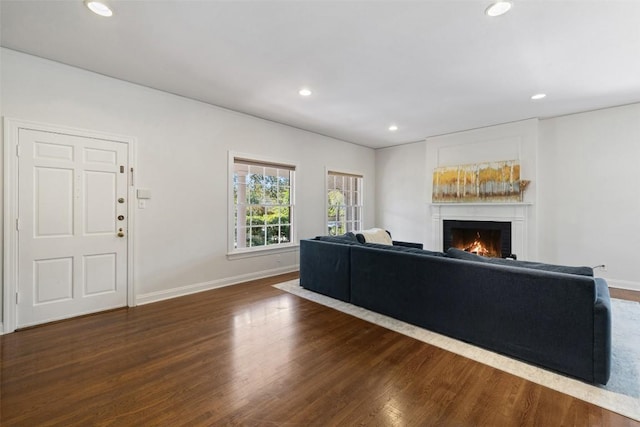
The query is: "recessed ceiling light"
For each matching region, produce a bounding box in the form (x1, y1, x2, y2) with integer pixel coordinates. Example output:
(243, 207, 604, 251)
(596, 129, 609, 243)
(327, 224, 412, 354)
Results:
(531, 93, 547, 100)
(299, 88, 312, 97)
(84, 0, 113, 17)
(388, 125, 398, 132)
(485, 1, 512, 17)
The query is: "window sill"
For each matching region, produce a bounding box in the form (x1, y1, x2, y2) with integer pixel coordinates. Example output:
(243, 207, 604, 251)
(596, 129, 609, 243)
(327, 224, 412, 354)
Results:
(227, 243, 299, 260)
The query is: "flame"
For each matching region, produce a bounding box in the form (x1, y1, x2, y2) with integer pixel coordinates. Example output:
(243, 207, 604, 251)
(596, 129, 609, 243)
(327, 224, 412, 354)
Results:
(464, 232, 490, 256)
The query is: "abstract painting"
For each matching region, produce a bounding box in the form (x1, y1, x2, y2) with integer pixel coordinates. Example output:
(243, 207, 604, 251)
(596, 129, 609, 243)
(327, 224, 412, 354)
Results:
(432, 160, 526, 203)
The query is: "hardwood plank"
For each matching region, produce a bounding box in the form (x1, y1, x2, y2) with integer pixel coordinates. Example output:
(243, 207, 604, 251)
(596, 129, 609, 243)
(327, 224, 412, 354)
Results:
(1, 271, 638, 426)
(610, 287, 640, 302)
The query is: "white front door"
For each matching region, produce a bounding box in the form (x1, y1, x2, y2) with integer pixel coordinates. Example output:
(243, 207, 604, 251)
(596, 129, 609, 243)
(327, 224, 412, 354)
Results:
(16, 128, 129, 328)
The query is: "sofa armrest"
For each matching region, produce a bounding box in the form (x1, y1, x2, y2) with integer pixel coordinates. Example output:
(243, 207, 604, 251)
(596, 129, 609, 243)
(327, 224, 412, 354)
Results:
(593, 278, 611, 384)
(300, 239, 352, 302)
(392, 240, 423, 249)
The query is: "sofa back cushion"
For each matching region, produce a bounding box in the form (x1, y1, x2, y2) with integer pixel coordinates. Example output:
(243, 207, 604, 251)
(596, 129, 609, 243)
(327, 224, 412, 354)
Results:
(363, 242, 444, 257)
(316, 232, 360, 245)
(446, 248, 593, 276)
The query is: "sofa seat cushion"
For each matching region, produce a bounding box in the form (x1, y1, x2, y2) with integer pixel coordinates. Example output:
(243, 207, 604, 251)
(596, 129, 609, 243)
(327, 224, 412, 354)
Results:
(446, 248, 593, 276)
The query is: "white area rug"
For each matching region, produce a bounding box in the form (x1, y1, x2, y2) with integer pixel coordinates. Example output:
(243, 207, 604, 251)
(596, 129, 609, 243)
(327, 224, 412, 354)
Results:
(273, 279, 640, 422)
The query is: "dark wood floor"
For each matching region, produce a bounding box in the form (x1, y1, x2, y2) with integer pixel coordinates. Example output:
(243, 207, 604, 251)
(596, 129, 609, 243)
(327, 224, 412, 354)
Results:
(2, 273, 639, 426)
(610, 287, 640, 303)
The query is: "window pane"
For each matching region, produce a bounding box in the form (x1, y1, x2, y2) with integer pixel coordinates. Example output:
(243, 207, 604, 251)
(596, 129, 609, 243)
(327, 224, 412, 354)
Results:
(278, 169, 291, 187)
(280, 207, 290, 224)
(264, 167, 276, 178)
(328, 222, 344, 236)
(328, 189, 344, 207)
(265, 207, 280, 224)
(249, 226, 266, 247)
(246, 180, 257, 204)
(265, 185, 278, 205)
(280, 225, 291, 242)
(278, 186, 290, 204)
(328, 223, 339, 236)
(249, 206, 265, 226)
(266, 226, 279, 245)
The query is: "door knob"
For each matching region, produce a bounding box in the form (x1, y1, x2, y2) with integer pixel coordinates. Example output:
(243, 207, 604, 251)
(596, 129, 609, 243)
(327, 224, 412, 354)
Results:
(117, 228, 125, 237)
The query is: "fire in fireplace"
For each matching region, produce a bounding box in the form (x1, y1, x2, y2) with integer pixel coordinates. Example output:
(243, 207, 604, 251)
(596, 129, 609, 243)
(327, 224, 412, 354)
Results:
(443, 220, 512, 258)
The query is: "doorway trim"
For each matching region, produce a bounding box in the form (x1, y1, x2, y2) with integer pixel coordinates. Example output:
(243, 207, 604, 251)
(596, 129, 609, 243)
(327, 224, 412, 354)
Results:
(3, 118, 137, 334)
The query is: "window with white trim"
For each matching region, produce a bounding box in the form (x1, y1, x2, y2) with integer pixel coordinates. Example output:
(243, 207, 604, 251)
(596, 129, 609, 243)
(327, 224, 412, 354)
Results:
(327, 171, 363, 235)
(232, 156, 295, 251)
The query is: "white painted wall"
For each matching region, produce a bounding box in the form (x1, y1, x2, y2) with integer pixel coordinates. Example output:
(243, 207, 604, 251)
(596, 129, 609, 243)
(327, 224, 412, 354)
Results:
(0, 48, 376, 317)
(376, 106, 640, 290)
(537, 104, 640, 290)
(376, 142, 428, 244)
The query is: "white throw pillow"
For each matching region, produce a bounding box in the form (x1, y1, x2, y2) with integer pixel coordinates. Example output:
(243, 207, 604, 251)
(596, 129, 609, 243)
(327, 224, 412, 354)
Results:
(359, 228, 393, 245)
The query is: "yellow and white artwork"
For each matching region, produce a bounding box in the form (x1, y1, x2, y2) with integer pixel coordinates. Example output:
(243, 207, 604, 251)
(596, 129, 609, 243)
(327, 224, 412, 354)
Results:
(432, 160, 527, 203)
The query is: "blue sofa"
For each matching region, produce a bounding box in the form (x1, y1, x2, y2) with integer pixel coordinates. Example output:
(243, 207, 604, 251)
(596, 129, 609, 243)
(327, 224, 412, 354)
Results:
(299, 234, 611, 385)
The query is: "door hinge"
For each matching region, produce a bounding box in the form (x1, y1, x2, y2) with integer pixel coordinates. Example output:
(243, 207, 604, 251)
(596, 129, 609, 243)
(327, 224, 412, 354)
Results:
(16, 292, 19, 304)
(130, 167, 134, 187)
(16, 144, 21, 157)
(16, 218, 20, 231)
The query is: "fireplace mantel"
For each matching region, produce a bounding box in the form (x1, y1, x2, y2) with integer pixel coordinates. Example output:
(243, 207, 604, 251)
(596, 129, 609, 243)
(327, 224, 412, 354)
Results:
(429, 202, 532, 260)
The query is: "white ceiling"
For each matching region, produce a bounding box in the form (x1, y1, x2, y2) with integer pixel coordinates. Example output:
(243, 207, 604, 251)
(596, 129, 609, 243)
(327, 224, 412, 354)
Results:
(2, 1, 640, 148)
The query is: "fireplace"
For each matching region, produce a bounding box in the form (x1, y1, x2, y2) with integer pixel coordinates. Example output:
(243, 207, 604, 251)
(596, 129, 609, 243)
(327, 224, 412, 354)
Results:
(443, 220, 513, 258)
(431, 203, 529, 260)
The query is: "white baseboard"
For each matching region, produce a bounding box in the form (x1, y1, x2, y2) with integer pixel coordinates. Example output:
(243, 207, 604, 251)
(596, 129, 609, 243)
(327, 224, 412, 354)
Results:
(0, 322, 4, 335)
(135, 265, 299, 306)
(607, 278, 640, 292)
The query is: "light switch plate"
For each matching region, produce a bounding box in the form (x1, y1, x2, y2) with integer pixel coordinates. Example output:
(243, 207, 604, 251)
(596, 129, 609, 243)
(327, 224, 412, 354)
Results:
(137, 189, 152, 199)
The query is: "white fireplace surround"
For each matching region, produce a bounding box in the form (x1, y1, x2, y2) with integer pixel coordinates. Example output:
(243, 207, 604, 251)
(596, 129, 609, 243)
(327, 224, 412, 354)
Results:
(430, 203, 531, 260)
